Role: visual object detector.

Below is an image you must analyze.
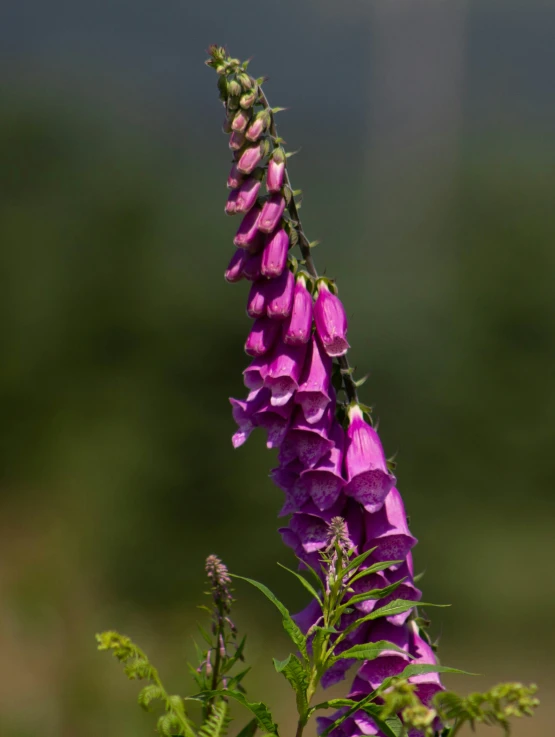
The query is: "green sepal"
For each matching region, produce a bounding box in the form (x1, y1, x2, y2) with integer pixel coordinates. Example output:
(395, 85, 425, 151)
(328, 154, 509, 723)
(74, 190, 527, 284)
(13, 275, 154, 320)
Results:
(231, 574, 308, 661)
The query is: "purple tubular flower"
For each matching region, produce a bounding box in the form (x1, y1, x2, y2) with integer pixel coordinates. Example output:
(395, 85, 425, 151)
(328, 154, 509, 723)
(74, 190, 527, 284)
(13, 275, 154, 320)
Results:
(237, 143, 263, 174)
(407, 621, 445, 705)
(246, 279, 269, 318)
(284, 274, 313, 345)
(344, 405, 396, 513)
(227, 163, 244, 189)
(271, 460, 310, 516)
(364, 488, 417, 563)
(266, 268, 295, 319)
(253, 396, 294, 449)
(258, 193, 286, 233)
(314, 281, 350, 357)
(299, 421, 345, 511)
(279, 404, 334, 468)
(229, 130, 245, 150)
(264, 338, 309, 406)
(267, 150, 285, 192)
(234, 205, 262, 249)
(244, 316, 281, 356)
(261, 228, 289, 278)
(294, 335, 332, 424)
(231, 108, 250, 132)
(225, 189, 239, 215)
(224, 249, 245, 283)
(241, 250, 263, 281)
(235, 177, 261, 214)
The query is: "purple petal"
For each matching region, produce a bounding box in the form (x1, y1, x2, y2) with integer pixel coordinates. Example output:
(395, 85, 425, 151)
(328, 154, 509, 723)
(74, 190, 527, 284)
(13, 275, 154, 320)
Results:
(245, 316, 281, 357)
(314, 281, 350, 357)
(299, 422, 345, 510)
(295, 335, 332, 424)
(264, 338, 309, 406)
(261, 228, 289, 278)
(258, 193, 286, 233)
(267, 157, 285, 193)
(284, 274, 313, 345)
(266, 268, 295, 319)
(237, 143, 263, 174)
(234, 206, 262, 249)
(235, 178, 261, 214)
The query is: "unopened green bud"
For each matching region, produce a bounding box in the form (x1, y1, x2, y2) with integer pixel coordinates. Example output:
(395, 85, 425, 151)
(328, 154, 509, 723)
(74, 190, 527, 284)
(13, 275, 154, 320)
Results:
(240, 90, 257, 109)
(228, 79, 241, 97)
(236, 72, 253, 90)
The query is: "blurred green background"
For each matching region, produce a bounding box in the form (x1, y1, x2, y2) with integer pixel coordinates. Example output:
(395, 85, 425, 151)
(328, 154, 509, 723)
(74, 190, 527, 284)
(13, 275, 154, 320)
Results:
(0, 1, 554, 736)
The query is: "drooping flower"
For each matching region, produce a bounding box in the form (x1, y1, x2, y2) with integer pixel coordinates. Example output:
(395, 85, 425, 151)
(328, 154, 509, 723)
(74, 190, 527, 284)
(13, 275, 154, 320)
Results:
(299, 421, 345, 511)
(267, 150, 285, 192)
(266, 267, 295, 319)
(284, 274, 313, 345)
(258, 193, 286, 234)
(261, 228, 289, 278)
(294, 334, 332, 424)
(244, 316, 281, 356)
(234, 205, 263, 249)
(314, 281, 350, 357)
(344, 405, 396, 513)
(237, 142, 263, 174)
(264, 337, 309, 406)
(235, 177, 261, 214)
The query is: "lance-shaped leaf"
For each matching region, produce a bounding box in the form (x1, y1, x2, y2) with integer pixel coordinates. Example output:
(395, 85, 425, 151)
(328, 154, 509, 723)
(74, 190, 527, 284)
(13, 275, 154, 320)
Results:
(232, 574, 308, 660)
(235, 719, 258, 737)
(360, 704, 404, 737)
(277, 562, 322, 606)
(330, 640, 411, 664)
(335, 579, 407, 618)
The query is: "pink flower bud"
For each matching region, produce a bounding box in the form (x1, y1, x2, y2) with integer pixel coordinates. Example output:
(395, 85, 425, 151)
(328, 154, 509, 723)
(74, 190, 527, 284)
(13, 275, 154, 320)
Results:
(231, 109, 250, 133)
(225, 189, 239, 215)
(246, 113, 267, 142)
(266, 268, 295, 319)
(247, 279, 269, 318)
(235, 178, 261, 214)
(237, 143, 263, 174)
(241, 250, 263, 281)
(245, 316, 281, 356)
(227, 163, 244, 189)
(313, 281, 350, 357)
(261, 228, 289, 278)
(284, 274, 313, 345)
(229, 130, 245, 150)
(224, 249, 245, 283)
(234, 205, 262, 249)
(258, 194, 286, 234)
(267, 157, 285, 193)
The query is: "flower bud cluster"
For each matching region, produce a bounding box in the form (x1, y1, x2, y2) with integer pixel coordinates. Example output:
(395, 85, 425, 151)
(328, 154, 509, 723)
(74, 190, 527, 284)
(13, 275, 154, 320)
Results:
(208, 46, 443, 737)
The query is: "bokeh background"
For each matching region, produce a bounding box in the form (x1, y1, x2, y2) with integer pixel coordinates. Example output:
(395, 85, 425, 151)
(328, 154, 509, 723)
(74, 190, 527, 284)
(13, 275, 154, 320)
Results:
(1, 1, 554, 735)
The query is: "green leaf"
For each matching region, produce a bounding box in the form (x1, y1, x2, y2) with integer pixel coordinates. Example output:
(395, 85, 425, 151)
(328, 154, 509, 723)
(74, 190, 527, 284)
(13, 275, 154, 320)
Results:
(347, 599, 432, 626)
(361, 705, 404, 737)
(222, 635, 247, 673)
(340, 547, 378, 579)
(232, 575, 307, 660)
(318, 692, 378, 737)
(138, 684, 164, 711)
(277, 563, 322, 606)
(397, 663, 478, 680)
(339, 579, 406, 611)
(331, 640, 411, 663)
(199, 700, 231, 737)
(197, 690, 279, 736)
(347, 560, 403, 586)
(273, 654, 309, 714)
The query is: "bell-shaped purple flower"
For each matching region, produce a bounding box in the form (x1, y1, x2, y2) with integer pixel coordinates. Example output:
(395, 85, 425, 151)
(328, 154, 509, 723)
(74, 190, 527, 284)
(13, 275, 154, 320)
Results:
(229, 130, 245, 151)
(314, 281, 350, 357)
(237, 143, 263, 174)
(247, 279, 269, 318)
(233, 205, 263, 249)
(261, 228, 289, 278)
(284, 274, 313, 345)
(279, 404, 334, 468)
(227, 162, 244, 189)
(231, 108, 250, 132)
(243, 354, 269, 390)
(407, 621, 444, 706)
(235, 178, 261, 214)
(299, 422, 345, 511)
(294, 335, 332, 424)
(266, 267, 295, 319)
(253, 397, 294, 449)
(271, 460, 310, 516)
(244, 316, 281, 357)
(344, 405, 396, 513)
(258, 193, 286, 234)
(245, 113, 266, 142)
(225, 189, 239, 215)
(267, 150, 285, 192)
(241, 250, 263, 281)
(264, 338, 309, 406)
(364, 488, 417, 564)
(229, 388, 268, 448)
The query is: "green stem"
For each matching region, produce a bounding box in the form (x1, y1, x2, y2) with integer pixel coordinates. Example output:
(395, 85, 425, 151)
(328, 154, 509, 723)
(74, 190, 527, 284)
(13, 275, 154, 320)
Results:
(258, 88, 359, 405)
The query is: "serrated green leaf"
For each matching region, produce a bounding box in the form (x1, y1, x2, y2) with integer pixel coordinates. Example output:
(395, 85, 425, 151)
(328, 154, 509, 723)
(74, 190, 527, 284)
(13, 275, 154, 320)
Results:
(231, 575, 307, 660)
(196, 690, 279, 736)
(277, 563, 322, 606)
(273, 654, 309, 714)
(331, 640, 411, 663)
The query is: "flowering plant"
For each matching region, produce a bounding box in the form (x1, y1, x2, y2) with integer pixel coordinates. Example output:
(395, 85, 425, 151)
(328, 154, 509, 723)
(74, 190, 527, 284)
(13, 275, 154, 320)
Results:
(96, 46, 538, 737)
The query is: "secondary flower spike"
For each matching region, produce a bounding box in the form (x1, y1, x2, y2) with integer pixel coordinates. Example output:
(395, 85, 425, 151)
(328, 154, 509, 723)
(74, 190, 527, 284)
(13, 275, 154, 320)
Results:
(208, 45, 445, 734)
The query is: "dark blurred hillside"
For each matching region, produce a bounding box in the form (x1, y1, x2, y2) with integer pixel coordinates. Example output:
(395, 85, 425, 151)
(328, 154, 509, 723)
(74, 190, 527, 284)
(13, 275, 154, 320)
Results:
(0, 1, 554, 735)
